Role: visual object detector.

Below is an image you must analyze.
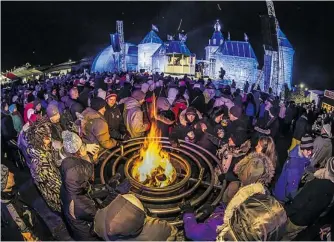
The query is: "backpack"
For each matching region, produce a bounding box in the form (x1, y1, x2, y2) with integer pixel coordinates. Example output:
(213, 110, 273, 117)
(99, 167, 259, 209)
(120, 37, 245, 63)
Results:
(285, 179, 334, 226)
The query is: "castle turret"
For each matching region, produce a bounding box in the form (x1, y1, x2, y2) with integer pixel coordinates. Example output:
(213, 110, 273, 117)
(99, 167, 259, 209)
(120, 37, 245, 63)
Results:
(205, 20, 224, 60)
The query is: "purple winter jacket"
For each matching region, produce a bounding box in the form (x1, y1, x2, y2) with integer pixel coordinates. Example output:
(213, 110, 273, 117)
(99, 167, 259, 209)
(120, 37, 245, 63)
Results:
(183, 203, 226, 241)
(273, 145, 311, 202)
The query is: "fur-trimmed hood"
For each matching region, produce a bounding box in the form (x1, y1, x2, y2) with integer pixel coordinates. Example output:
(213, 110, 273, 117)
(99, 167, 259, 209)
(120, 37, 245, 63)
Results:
(234, 152, 275, 186)
(216, 183, 287, 241)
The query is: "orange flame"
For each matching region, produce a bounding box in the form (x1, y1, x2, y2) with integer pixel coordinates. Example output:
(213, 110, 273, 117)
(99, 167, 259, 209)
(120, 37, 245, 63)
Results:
(131, 96, 176, 187)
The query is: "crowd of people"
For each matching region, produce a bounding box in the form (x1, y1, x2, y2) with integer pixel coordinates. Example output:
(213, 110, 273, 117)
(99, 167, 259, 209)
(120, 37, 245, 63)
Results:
(1, 70, 334, 241)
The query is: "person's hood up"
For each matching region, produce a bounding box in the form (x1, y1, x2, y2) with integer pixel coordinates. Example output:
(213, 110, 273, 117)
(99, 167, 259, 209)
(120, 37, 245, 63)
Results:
(81, 107, 103, 121)
(61, 156, 94, 195)
(289, 145, 311, 166)
(234, 152, 275, 186)
(217, 183, 287, 241)
(122, 97, 142, 110)
(94, 194, 146, 240)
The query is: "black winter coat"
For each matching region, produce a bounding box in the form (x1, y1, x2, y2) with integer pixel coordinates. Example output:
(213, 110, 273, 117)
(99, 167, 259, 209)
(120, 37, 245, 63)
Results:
(61, 96, 85, 121)
(60, 156, 99, 241)
(293, 115, 310, 140)
(156, 110, 175, 138)
(104, 104, 127, 140)
(1, 191, 53, 241)
(78, 86, 93, 108)
(1, 111, 17, 141)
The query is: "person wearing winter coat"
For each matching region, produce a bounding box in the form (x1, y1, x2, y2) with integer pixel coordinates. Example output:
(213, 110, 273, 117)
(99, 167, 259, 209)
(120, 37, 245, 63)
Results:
(189, 84, 206, 114)
(60, 131, 131, 241)
(78, 82, 93, 108)
(245, 93, 257, 129)
(81, 97, 118, 149)
(225, 105, 247, 140)
(61, 87, 85, 120)
(1, 102, 17, 142)
(311, 124, 332, 169)
(216, 183, 287, 241)
(273, 135, 314, 203)
(1, 164, 53, 241)
(289, 108, 310, 152)
(254, 106, 279, 139)
(104, 92, 128, 141)
(232, 89, 243, 108)
(94, 194, 178, 241)
(156, 97, 176, 137)
(283, 178, 334, 240)
(169, 107, 203, 146)
(60, 131, 99, 241)
(9, 104, 23, 133)
(23, 93, 36, 123)
(180, 200, 226, 241)
(120, 90, 150, 138)
(216, 129, 252, 203)
(25, 118, 62, 212)
(197, 106, 227, 155)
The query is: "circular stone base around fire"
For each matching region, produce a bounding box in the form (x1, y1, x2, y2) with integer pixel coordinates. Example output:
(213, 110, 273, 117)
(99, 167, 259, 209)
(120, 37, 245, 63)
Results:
(99, 137, 226, 226)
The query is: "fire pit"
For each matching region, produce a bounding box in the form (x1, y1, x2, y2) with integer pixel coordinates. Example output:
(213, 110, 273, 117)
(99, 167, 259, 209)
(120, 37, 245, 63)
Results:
(100, 123, 226, 226)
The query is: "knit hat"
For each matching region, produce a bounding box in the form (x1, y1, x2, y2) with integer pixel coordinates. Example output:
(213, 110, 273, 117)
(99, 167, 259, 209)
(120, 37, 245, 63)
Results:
(105, 91, 117, 101)
(46, 102, 59, 118)
(132, 90, 146, 102)
(185, 107, 197, 116)
(300, 134, 314, 150)
(229, 105, 242, 119)
(62, 130, 83, 154)
(322, 124, 332, 138)
(90, 97, 106, 111)
(8, 104, 17, 113)
(1, 164, 9, 191)
(157, 97, 171, 111)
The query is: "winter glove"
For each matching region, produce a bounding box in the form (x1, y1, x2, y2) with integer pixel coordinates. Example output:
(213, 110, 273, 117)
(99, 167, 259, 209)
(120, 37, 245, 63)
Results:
(197, 204, 215, 220)
(115, 178, 132, 194)
(179, 200, 194, 214)
(107, 173, 121, 190)
(218, 174, 225, 184)
(120, 133, 131, 141)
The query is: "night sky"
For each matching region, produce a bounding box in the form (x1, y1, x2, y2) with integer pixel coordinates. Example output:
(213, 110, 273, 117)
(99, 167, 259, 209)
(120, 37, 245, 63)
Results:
(2, 1, 334, 89)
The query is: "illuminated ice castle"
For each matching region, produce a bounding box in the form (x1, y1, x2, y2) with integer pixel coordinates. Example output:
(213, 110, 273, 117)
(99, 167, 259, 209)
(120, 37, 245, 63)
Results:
(91, 19, 293, 90)
(204, 20, 294, 90)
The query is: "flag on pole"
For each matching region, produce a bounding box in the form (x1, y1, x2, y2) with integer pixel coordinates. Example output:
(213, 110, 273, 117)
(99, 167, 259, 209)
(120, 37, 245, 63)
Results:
(167, 34, 174, 41)
(179, 33, 187, 42)
(244, 33, 249, 42)
(152, 24, 159, 32)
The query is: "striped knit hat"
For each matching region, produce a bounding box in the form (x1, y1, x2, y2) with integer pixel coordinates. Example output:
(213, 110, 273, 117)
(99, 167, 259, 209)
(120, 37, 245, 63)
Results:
(300, 134, 314, 150)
